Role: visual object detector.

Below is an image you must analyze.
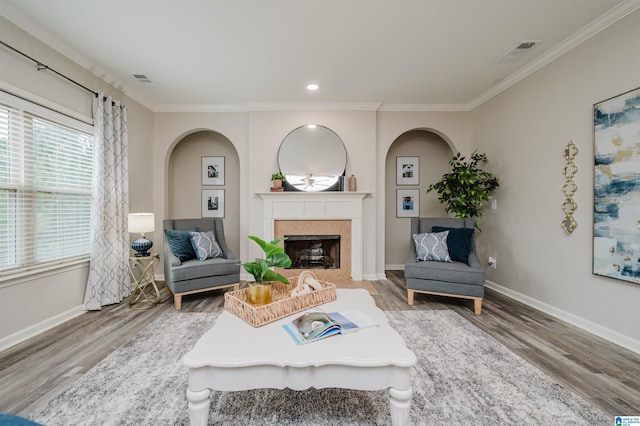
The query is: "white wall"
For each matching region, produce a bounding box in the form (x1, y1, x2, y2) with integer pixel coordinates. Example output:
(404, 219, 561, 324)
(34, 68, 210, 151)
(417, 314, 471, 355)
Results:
(152, 112, 248, 273)
(376, 111, 472, 277)
(0, 16, 154, 350)
(472, 9, 640, 349)
(167, 131, 241, 255)
(384, 130, 454, 267)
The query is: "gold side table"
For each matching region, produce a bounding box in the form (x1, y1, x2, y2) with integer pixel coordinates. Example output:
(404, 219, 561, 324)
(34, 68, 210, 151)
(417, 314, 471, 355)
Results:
(128, 253, 161, 310)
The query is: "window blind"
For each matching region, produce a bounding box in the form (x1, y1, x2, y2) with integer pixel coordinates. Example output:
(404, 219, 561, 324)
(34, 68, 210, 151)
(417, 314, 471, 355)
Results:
(0, 95, 94, 275)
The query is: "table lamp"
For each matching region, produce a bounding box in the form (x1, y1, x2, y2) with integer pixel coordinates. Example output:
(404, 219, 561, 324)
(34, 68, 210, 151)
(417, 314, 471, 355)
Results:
(128, 213, 155, 257)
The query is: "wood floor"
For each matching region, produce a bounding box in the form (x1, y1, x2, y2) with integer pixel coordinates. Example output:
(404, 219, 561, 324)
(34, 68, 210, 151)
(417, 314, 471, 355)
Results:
(1, 270, 639, 418)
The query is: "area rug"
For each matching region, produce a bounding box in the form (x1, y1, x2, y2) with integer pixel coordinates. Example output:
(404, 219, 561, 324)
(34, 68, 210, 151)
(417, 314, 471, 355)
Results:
(29, 310, 609, 425)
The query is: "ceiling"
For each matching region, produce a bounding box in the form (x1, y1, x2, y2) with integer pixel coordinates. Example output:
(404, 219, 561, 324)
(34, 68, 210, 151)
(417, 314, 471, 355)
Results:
(1, 0, 638, 111)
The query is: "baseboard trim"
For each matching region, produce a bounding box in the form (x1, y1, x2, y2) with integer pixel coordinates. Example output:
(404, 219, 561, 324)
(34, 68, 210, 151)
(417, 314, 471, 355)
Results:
(485, 280, 640, 355)
(363, 273, 386, 281)
(0, 304, 86, 353)
(385, 264, 405, 271)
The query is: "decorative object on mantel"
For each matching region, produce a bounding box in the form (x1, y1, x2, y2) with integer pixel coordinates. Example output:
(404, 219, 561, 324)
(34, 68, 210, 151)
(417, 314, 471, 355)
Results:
(561, 140, 578, 235)
(593, 86, 640, 284)
(348, 174, 357, 191)
(338, 175, 346, 191)
(128, 213, 155, 257)
(270, 172, 286, 192)
(240, 236, 292, 306)
(427, 151, 499, 229)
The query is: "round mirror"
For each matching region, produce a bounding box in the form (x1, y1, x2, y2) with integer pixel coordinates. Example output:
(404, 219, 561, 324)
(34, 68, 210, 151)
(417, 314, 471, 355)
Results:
(278, 125, 347, 191)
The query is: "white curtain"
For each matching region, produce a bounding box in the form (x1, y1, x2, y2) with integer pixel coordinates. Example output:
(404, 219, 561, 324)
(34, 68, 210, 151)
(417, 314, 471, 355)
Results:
(84, 92, 130, 310)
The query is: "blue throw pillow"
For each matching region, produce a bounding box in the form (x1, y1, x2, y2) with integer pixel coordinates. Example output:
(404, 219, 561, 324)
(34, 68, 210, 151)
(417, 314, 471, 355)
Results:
(189, 230, 223, 260)
(432, 226, 474, 265)
(164, 227, 198, 261)
(413, 231, 451, 262)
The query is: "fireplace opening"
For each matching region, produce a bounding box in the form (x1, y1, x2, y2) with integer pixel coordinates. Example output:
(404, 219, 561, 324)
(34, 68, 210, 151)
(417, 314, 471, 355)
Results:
(284, 235, 340, 269)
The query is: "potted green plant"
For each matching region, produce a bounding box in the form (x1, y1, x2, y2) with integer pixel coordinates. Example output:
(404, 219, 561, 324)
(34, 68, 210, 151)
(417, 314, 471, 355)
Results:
(240, 235, 292, 306)
(271, 172, 286, 189)
(426, 151, 499, 227)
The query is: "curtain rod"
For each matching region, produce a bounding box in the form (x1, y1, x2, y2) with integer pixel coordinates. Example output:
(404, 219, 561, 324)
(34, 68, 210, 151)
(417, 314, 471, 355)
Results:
(1, 39, 99, 98)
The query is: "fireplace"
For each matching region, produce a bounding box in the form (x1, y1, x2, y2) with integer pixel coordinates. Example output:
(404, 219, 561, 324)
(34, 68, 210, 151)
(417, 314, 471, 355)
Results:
(258, 192, 366, 280)
(274, 219, 351, 281)
(285, 235, 340, 270)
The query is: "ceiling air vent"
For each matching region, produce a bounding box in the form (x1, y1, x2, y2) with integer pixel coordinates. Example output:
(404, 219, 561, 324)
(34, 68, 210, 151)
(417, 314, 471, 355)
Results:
(132, 73, 155, 84)
(497, 40, 541, 63)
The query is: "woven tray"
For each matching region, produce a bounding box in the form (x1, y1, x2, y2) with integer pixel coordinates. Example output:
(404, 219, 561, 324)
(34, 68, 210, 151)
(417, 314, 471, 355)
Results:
(224, 277, 337, 327)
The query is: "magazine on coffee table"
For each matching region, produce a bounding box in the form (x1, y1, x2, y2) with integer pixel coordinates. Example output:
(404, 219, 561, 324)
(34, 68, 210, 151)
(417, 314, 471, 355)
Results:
(283, 310, 378, 345)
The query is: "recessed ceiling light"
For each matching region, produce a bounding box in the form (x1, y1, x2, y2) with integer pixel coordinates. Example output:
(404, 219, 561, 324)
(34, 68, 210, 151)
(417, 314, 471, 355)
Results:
(307, 124, 317, 129)
(307, 84, 319, 91)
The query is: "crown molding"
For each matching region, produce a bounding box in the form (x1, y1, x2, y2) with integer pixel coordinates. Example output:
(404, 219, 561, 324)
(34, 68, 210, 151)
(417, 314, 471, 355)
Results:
(154, 102, 384, 113)
(378, 103, 470, 112)
(154, 104, 249, 113)
(244, 102, 383, 111)
(468, 0, 640, 110)
(155, 102, 472, 113)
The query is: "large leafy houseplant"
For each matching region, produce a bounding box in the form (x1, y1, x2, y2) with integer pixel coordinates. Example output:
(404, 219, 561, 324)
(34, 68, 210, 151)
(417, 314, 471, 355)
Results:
(427, 151, 499, 226)
(241, 236, 292, 284)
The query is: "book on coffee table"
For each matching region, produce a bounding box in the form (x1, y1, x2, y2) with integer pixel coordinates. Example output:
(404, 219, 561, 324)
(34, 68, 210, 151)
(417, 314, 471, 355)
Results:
(283, 310, 378, 345)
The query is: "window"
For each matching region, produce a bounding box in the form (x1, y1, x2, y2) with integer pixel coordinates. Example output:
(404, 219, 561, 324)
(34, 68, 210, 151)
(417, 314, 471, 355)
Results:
(0, 94, 93, 275)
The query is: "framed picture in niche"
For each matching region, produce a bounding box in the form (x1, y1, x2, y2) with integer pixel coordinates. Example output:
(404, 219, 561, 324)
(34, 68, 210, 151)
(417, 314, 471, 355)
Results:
(202, 189, 225, 218)
(202, 156, 225, 186)
(396, 156, 419, 185)
(397, 189, 419, 218)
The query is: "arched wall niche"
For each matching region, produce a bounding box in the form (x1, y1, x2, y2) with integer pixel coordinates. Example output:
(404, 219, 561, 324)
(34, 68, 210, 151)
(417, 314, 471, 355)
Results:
(165, 129, 241, 256)
(384, 128, 455, 267)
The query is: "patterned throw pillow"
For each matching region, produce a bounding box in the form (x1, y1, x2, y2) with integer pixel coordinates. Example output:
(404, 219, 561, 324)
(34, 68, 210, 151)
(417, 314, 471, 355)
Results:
(413, 230, 452, 262)
(189, 230, 223, 260)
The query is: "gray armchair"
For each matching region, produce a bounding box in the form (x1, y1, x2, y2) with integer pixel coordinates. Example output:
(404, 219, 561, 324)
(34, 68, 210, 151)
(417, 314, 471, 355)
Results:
(404, 217, 485, 314)
(163, 218, 240, 310)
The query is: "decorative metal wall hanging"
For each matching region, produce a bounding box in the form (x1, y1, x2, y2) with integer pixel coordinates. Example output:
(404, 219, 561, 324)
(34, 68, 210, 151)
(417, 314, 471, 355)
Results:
(562, 140, 578, 235)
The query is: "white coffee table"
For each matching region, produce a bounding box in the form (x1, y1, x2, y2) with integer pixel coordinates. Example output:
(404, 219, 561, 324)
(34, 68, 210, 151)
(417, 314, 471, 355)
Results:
(183, 288, 417, 425)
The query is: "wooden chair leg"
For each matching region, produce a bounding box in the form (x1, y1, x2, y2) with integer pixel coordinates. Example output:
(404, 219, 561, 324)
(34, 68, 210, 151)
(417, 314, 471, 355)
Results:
(174, 294, 182, 311)
(407, 289, 415, 305)
(473, 298, 482, 315)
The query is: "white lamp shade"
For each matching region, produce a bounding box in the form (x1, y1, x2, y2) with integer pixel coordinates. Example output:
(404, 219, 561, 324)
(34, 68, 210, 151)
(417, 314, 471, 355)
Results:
(128, 213, 155, 234)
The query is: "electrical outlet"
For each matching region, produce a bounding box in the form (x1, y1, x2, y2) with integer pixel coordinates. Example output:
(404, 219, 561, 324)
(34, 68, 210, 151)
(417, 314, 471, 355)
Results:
(488, 257, 497, 269)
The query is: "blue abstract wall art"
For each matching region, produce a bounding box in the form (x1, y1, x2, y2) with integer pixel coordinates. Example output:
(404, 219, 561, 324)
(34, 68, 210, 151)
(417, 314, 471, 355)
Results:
(593, 86, 640, 284)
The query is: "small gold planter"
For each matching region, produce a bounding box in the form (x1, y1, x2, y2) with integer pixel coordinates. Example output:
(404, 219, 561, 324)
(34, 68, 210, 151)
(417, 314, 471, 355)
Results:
(246, 282, 273, 306)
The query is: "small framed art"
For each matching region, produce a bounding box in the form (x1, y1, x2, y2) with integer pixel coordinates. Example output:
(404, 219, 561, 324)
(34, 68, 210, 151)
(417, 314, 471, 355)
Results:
(202, 156, 225, 185)
(202, 189, 225, 218)
(396, 156, 419, 185)
(397, 189, 419, 218)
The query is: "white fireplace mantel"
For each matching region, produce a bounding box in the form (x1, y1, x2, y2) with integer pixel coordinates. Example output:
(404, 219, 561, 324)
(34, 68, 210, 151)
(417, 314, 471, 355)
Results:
(257, 192, 368, 280)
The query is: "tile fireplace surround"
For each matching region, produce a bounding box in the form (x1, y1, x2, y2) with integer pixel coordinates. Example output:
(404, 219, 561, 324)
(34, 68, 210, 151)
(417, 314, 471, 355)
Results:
(258, 192, 368, 280)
